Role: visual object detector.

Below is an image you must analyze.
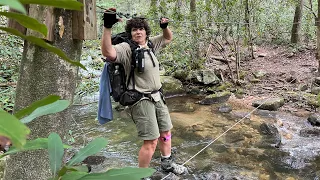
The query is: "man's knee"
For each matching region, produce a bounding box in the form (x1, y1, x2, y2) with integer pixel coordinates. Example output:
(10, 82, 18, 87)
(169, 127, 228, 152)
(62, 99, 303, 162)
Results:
(143, 139, 158, 151)
(159, 131, 171, 142)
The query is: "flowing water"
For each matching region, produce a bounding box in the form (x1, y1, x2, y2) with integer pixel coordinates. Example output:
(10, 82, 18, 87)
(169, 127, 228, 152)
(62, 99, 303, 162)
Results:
(70, 95, 320, 180)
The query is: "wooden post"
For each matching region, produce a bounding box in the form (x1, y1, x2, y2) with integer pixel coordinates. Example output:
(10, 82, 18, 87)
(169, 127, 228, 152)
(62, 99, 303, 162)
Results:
(72, 0, 97, 40)
(7, 5, 29, 35)
(26, 5, 55, 41)
(7, 1, 97, 41)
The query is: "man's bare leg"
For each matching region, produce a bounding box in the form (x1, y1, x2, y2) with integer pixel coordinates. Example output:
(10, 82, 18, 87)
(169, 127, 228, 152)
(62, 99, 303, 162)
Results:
(158, 130, 187, 175)
(139, 139, 158, 167)
(159, 131, 171, 156)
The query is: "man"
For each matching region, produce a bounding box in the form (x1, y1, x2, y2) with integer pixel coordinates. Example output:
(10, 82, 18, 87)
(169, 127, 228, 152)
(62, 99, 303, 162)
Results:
(101, 9, 187, 175)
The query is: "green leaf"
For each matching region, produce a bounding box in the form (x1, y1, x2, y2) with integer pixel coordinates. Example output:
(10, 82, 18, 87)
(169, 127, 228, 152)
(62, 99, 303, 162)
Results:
(0, 12, 47, 36)
(0, 138, 70, 159)
(48, 133, 64, 177)
(20, 100, 70, 124)
(65, 165, 90, 173)
(0, 27, 86, 70)
(0, 0, 26, 14)
(67, 138, 107, 166)
(78, 167, 156, 180)
(58, 165, 89, 177)
(0, 111, 30, 149)
(14, 95, 60, 119)
(61, 171, 87, 180)
(19, 0, 83, 11)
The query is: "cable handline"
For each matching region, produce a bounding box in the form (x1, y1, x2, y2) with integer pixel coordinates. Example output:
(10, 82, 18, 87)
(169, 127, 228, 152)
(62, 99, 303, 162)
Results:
(96, 6, 318, 26)
(160, 75, 302, 180)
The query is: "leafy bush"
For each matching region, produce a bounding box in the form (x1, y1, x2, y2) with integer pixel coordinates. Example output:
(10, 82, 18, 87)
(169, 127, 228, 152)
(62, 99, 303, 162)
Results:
(0, 95, 155, 179)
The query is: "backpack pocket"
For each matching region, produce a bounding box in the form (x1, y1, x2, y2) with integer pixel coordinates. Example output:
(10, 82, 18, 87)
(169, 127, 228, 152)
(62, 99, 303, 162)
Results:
(119, 90, 143, 106)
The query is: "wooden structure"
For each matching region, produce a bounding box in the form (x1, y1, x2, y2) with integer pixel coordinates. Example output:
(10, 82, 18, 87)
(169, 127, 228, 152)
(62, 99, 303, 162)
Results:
(73, 0, 97, 40)
(7, 5, 28, 35)
(8, 0, 97, 41)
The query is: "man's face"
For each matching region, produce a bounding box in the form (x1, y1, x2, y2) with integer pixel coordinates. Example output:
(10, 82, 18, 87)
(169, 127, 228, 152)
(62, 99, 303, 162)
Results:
(131, 27, 147, 45)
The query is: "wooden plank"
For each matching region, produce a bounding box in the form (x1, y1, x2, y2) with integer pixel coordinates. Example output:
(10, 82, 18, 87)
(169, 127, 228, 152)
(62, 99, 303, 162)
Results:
(72, 0, 97, 40)
(26, 5, 55, 41)
(7, 5, 29, 35)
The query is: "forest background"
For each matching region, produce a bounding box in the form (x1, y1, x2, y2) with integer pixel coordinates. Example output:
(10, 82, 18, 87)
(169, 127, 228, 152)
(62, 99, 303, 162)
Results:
(0, 0, 319, 179)
(0, 0, 317, 113)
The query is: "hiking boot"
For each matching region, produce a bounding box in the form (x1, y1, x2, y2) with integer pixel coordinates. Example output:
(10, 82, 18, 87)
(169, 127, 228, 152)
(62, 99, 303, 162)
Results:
(160, 156, 188, 175)
(141, 178, 151, 180)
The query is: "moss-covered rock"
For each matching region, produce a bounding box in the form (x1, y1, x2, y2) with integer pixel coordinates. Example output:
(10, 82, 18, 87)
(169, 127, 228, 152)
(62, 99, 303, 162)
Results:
(186, 70, 220, 85)
(252, 97, 285, 111)
(252, 70, 267, 78)
(173, 69, 189, 81)
(160, 76, 185, 96)
(199, 91, 231, 105)
(216, 82, 233, 91)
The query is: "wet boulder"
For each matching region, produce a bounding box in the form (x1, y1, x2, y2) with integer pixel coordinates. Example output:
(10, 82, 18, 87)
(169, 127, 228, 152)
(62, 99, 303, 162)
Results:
(252, 70, 267, 78)
(252, 97, 284, 111)
(218, 103, 233, 113)
(82, 155, 106, 165)
(173, 69, 189, 81)
(253, 109, 277, 119)
(314, 77, 320, 85)
(285, 71, 297, 83)
(197, 172, 224, 180)
(202, 69, 220, 85)
(225, 131, 245, 144)
(199, 91, 231, 105)
(186, 70, 220, 85)
(257, 122, 281, 148)
(160, 76, 185, 96)
(151, 169, 182, 180)
(299, 127, 320, 137)
(311, 86, 320, 95)
(307, 114, 320, 127)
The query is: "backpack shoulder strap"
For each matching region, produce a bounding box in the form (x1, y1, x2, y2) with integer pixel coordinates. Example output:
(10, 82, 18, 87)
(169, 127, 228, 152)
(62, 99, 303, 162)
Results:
(146, 40, 156, 67)
(125, 39, 139, 90)
(147, 40, 155, 54)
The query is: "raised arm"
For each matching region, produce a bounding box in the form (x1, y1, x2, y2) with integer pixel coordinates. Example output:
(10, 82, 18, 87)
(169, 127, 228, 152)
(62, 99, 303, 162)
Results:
(160, 17, 173, 45)
(100, 8, 120, 61)
(101, 28, 116, 61)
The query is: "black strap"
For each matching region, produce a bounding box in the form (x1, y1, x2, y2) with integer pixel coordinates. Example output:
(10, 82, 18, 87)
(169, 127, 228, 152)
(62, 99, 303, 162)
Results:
(125, 38, 155, 90)
(147, 40, 155, 54)
(146, 49, 156, 67)
(146, 40, 155, 67)
(126, 39, 138, 90)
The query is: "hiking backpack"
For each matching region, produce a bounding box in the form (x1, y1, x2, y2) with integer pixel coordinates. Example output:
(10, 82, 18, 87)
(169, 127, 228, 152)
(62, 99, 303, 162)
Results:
(107, 32, 155, 103)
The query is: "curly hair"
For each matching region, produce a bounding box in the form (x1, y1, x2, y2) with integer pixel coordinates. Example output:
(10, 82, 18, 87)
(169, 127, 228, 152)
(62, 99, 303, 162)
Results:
(125, 17, 151, 39)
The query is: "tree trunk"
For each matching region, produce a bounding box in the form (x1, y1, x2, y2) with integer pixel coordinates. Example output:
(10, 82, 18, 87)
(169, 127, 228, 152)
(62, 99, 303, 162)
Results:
(190, 0, 196, 32)
(318, 0, 320, 73)
(4, 8, 82, 180)
(171, 0, 183, 29)
(205, 0, 212, 28)
(190, 0, 200, 69)
(291, 0, 304, 44)
(244, 0, 254, 59)
(159, 0, 167, 17)
(149, 0, 158, 20)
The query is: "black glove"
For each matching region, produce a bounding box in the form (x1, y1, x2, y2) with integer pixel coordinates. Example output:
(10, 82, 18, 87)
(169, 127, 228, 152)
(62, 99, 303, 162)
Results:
(159, 17, 169, 29)
(103, 8, 118, 28)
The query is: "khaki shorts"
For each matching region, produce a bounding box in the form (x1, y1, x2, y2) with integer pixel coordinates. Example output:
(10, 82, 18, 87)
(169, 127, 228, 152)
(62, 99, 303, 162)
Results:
(130, 98, 173, 140)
